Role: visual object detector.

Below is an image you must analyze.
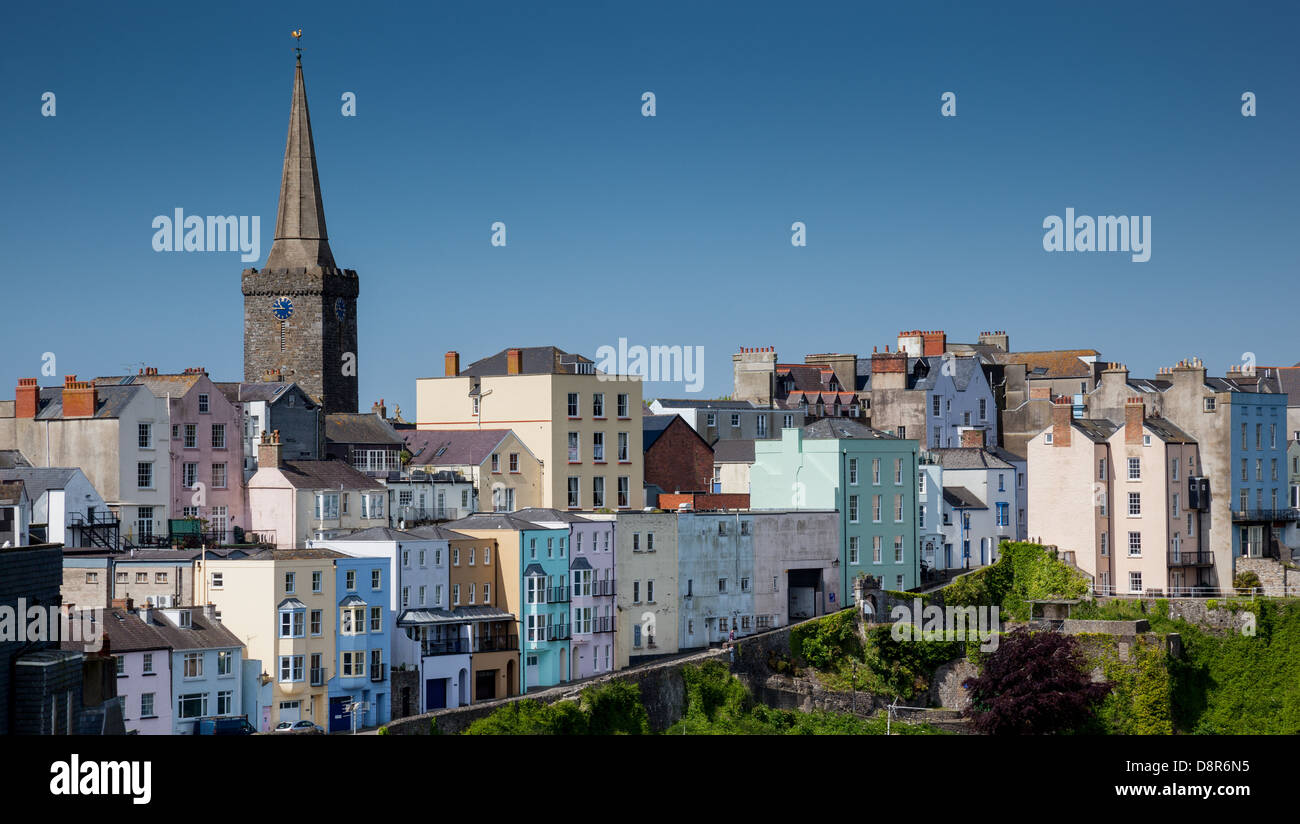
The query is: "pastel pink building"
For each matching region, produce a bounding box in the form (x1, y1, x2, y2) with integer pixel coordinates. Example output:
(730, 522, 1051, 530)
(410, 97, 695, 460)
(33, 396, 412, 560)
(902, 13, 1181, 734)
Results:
(94, 368, 247, 542)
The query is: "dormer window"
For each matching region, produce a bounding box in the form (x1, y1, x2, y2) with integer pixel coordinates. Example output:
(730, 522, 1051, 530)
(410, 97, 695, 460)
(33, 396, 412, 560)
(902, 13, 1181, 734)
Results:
(178, 610, 192, 628)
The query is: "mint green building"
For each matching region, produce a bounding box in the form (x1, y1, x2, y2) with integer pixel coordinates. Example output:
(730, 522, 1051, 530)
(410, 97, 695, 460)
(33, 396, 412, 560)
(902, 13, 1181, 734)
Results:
(750, 420, 920, 601)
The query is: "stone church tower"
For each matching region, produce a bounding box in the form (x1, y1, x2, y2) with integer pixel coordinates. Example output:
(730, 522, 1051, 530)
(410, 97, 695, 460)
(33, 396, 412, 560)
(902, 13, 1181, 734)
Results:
(242, 55, 359, 414)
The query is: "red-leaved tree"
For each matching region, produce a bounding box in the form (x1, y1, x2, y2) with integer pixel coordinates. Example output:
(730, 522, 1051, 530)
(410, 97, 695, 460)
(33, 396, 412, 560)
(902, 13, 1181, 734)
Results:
(962, 628, 1112, 735)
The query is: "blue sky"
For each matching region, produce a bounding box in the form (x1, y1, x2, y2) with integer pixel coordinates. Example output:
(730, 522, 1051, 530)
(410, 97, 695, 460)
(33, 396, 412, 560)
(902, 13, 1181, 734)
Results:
(2, 1, 1296, 416)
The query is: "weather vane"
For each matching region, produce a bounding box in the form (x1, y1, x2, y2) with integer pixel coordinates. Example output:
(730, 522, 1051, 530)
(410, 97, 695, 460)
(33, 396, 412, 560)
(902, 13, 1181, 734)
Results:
(291, 28, 303, 59)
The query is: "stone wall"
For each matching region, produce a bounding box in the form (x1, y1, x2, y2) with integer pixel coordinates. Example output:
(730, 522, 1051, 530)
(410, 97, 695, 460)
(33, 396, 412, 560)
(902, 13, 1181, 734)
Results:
(1236, 556, 1297, 596)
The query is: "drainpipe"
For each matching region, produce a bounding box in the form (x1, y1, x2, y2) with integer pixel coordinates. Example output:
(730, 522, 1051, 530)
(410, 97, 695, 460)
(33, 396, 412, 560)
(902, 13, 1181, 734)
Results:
(840, 448, 848, 609)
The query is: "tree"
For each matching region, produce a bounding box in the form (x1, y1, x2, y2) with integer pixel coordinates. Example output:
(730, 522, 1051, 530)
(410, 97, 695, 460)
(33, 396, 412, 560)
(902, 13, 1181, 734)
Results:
(962, 628, 1111, 734)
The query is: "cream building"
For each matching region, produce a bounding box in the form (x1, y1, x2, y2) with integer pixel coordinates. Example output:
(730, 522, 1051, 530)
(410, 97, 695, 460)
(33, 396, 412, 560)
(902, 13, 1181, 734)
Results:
(197, 548, 345, 730)
(608, 511, 678, 670)
(415, 347, 644, 511)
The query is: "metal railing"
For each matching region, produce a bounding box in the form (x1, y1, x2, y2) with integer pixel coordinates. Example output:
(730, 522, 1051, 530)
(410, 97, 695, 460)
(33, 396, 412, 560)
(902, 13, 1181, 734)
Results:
(594, 616, 614, 633)
(593, 579, 616, 597)
(1231, 508, 1300, 523)
(421, 638, 468, 656)
(545, 623, 572, 641)
(1167, 551, 1214, 567)
(473, 634, 518, 653)
(1091, 585, 1300, 599)
(547, 586, 570, 603)
(393, 506, 462, 524)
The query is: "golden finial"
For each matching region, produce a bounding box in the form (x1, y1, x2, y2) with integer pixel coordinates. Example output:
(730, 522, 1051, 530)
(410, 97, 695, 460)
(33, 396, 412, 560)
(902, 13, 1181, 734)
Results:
(291, 28, 303, 60)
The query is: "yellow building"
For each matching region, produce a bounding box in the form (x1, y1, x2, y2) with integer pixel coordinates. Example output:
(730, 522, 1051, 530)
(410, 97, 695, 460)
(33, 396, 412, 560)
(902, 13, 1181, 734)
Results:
(197, 548, 345, 730)
(415, 347, 644, 511)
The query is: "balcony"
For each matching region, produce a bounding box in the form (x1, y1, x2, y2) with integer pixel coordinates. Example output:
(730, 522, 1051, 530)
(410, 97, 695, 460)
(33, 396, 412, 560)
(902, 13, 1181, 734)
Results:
(545, 623, 572, 642)
(393, 506, 462, 524)
(371, 664, 387, 683)
(1168, 551, 1214, 567)
(421, 638, 468, 657)
(473, 634, 518, 653)
(594, 616, 614, 633)
(1231, 508, 1300, 523)
(547, 586, 570, 604)
(593, 579, 616, 597)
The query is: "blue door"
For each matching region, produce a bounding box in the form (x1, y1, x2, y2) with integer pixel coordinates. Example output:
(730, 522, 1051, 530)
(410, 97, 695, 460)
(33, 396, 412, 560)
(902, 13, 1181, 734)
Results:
(425, 678, 447, 711)
(329, 696, 351, 733)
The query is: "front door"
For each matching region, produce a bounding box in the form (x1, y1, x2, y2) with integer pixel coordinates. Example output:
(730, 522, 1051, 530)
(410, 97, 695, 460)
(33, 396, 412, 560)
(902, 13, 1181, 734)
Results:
(425, 678, 447, 711)
(475, 669, 496, 701)
(525, 654, 539, 691)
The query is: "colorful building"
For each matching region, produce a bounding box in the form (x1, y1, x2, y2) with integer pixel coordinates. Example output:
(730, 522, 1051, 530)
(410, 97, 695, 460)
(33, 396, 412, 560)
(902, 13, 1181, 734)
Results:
(676, 511, 755, 649)
(751, 419, 921, 598)
(612, 511, 678, 669)
(329, 555, 391, 731)
(444, 513, 570, 691)
(197, 548, 344, 731)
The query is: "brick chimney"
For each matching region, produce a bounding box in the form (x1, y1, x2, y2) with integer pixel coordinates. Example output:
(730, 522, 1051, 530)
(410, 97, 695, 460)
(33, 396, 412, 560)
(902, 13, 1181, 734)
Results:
(1125, 397, 1145, 444)
(445, 351, 460, 377)
(871, 349, 909, 391)
(960, 428, 985, 448)
(921, 330, 947, 357)
(896, 331, 924, 357)
(15, 378, 39, 419)
(258, 429, 283, 470)
(111, 597, 134, 611)
(1050, 396, 1072, 447)
(372, 398, 387, 418)
(507, 348, 523, 375)
(62, 375, 97, 418)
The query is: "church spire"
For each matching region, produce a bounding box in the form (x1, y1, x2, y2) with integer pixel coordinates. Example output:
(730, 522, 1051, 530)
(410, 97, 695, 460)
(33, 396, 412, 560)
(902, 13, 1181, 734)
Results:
(264, 54, 336, 270)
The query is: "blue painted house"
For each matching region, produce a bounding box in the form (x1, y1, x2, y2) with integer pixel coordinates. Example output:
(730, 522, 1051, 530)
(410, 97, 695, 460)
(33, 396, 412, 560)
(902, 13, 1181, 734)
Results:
(328, 556, 391, 731)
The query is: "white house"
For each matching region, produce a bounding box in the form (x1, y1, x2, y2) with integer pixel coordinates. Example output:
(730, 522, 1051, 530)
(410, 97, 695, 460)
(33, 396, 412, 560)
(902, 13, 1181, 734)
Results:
(0, 467, 108, 547)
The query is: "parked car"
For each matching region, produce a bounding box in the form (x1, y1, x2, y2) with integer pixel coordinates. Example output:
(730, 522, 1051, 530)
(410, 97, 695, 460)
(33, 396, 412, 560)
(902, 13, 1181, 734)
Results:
(273, 720, 325, 735)
(195, 716, 257, 735)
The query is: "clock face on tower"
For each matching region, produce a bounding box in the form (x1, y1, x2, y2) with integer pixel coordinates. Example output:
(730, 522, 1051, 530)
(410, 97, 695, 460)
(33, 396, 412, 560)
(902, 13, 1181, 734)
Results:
(335, 297, 346, 321)
(271, 296, 294, 320)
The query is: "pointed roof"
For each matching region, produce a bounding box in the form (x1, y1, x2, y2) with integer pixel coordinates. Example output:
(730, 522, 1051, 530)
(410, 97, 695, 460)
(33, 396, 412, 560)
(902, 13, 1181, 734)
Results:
(264, 56, 335, 271)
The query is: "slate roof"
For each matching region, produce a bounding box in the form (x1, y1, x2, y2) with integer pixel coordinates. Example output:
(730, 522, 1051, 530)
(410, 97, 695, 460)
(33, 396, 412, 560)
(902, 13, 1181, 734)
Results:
(149, 608, 244, 651)
(405, 524, 475, 542)
(1144, 417, 1197, 444)
(443, 513, 541, 532)
(457, 346, 594, 377)
(214, 381, 306, 405)
(802, 419, 898, 440)
(930, 448, 1016, 470)
(402, 430, 513, 467)
(776, 364, 840, 393)
(713, 439, 756, 463)
(1071, 419, 1119, 443)
(327, 526, 424, 542)
(0, 468, 80, 499)
(522, 563, 547, 577)
(326, 413, 403, 446)
(1275, 366, 1300, 405)
(245, 548, 349, 561)
(78, 609, 168, 653)
(942, 486, 987, 509)
(33, 385, 142, 420)
(512, 508, 593, 524)
(643, 415, 677, 450)
(272, 459, 384, 490)
(94, 372, 205, 398)
(570, 556, 592, 570)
